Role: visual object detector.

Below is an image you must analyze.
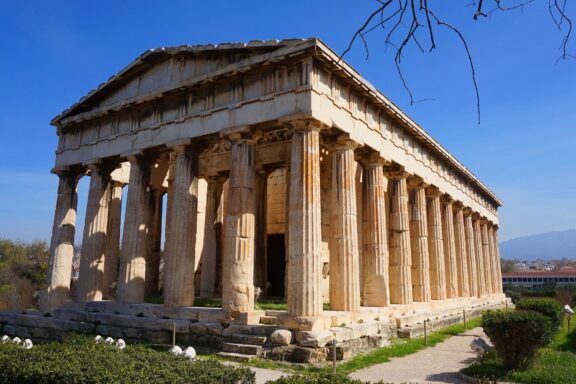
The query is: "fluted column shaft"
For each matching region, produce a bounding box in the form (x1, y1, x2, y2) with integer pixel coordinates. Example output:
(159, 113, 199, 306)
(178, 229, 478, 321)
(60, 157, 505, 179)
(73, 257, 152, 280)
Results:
(361, 160, 390, 307)
(408, 181, 431, 302)
(222, 136, 256, 316)
(117, 155, 151, 303)
(486, 225, 495, 294)
(78, 164, 112, 301)
(103, 182, 123, 299)
(164, 146, 199, 307)
(330, 139, 360, 311)
(426, 189, 446, 300)
(481, 221, 492, 295)
(441, 197, 458, 299)
(145, 188, 163, 297)
(42, 171, 79, 311)
(492, 227, 503, 293)
(200, 177, 225, 298)
(464, 212, 479, 298)
(453, 206, 470, 297)
(387, 171, 412, 305)
(473, 217, 486, 297)
(287, 125, 323, 316)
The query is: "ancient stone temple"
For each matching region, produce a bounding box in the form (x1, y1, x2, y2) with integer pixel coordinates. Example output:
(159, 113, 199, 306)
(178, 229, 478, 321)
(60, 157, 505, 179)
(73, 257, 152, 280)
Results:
(6, 39, 507, 362)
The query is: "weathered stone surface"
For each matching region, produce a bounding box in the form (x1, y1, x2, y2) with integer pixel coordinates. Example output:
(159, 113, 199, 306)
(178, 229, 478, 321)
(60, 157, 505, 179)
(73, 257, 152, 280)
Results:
(291, 346, 327, 364)
(386, 171, 412, 304)
(287, 123, 323, 317)
(426, 188, 447, 300)
(222, 134, 256, 317)
(78, 163, 112, 301)
(361, 156, 390, 307)
(270, 329, 292, 346)
(408, 179, 431, 302)
(41, 170, 79, 311)
(163, 145, 199, 307)
(295, 329, 334, 347)
(330, 327, 355, 343)
(118, 155, 151, 303)
(330, 138, 360, 311)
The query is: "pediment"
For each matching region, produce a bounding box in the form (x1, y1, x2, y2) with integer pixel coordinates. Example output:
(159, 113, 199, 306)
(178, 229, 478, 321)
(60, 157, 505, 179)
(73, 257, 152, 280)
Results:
(53, 39, 313, 124)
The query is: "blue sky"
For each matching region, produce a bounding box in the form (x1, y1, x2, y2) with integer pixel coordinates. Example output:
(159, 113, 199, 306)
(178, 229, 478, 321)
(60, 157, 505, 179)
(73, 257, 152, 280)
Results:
(0, 1, 574, 243)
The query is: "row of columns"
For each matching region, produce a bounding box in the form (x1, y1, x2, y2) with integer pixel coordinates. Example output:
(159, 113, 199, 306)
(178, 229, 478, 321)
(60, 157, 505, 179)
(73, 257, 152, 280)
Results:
(42, 121, 502, 319)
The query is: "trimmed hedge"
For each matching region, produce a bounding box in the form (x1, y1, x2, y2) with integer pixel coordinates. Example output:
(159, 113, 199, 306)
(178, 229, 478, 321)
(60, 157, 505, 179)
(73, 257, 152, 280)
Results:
(516, 297, 565, 329)
(482, 309, 554, 369)
(0, 335, 254, 384)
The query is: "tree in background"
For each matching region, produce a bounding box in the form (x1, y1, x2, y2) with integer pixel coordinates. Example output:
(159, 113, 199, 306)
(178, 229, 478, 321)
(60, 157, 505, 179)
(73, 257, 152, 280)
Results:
(501, 258, 517, 273)
(0, 239, 48, 310)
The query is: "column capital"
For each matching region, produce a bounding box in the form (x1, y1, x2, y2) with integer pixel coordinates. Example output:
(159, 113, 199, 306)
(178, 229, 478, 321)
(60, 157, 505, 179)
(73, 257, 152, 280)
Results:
(357, 151, 389, 168)
(329, 134, 358, 151)
(281, 118, 326, 132)
(425, 185, 442, 198)
(462, 207, 474, 216)
(220, 125, 261, 143)
(407, 175, 427, 189)
(452, 201, 465, 211)
(441, 194, 454, 205)
(84, 160, 116, 175)
(383, 164, 409, 179)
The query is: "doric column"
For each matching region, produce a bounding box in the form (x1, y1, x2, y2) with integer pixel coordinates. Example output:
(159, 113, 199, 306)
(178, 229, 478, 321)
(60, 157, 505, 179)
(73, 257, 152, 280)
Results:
(41, 170, 79, 311)
(360, 154, 390, 307)
(441, 195, 458, 299)
(287, 121, 323, 316)
(103, 181, 123, 299)
(464, 209, 479, 298)
(78, 163, 113, 302)
(222, 130, 257, 317)
(473, 215, 486, 297)
(408, 177, 431, 303)
(200, 176, 225, 298)
(164, 145, 200, 307)
(145, 188, 163, 297)
(426, 187, 446, 300)
(492, 226, 503, 293)
(117, 155, 152, 303)
(453, 204, 470, 297)
(329, 137, 360, 311)
(486, 223, 496, 294)
(254, 169, 268, 294)
(385, 167, 412, 305)
(481, 220, 493, 295)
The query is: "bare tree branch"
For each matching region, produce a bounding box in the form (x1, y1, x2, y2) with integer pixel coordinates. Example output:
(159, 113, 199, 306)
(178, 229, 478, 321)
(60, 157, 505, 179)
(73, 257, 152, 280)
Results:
(341, 0, 574, 124)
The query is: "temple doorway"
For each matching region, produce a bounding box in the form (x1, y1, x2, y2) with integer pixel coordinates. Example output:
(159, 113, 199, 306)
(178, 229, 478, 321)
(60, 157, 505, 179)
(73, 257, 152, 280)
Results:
(266, 234, 285, 298)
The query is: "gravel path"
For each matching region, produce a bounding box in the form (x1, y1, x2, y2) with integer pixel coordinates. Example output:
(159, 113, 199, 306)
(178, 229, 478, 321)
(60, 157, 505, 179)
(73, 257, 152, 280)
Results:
(349, 327, 485, 384)
(252, 366, 287, 384)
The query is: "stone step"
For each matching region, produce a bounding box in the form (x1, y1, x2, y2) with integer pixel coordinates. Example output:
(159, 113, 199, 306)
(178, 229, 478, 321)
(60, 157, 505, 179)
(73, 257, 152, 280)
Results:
(264, 310, 285, 317)
(222, 342, 262, 356)
(216, 352, 257, 362)
(228, 333, 267, 345)
(259, 316, 278, 325)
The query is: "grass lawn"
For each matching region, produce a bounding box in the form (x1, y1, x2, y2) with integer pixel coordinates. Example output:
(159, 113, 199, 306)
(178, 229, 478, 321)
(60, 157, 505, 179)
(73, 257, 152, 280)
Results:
(463, 317, 576, 384)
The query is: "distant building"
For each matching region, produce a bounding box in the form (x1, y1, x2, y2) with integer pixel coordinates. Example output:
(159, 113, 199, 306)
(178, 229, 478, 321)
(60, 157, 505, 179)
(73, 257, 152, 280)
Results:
(503, 270, 576, 287)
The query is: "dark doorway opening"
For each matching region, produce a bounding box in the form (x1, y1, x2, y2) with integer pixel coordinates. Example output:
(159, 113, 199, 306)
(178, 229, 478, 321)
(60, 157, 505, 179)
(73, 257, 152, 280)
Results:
(266, 234, 286, 298)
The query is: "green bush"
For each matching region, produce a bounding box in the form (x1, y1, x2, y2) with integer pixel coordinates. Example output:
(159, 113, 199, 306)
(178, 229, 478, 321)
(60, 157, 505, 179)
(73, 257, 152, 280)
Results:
(267, 373, 386, 384)
(0, 335, 254, 384)
(516, 298, 565, 329)
(482, 309, 554, 369)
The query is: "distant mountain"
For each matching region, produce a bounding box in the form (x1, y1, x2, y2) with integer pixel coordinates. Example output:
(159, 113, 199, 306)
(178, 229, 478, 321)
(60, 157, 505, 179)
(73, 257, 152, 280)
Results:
(500, 229, 576, 261)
